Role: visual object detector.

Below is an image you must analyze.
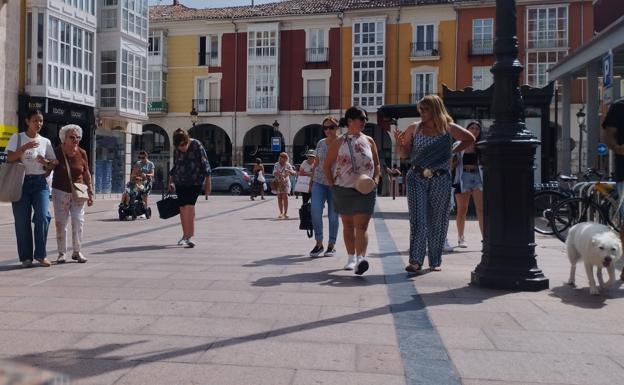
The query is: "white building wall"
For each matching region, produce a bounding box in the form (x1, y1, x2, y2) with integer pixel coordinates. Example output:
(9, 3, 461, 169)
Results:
(0, 0, 21, 151)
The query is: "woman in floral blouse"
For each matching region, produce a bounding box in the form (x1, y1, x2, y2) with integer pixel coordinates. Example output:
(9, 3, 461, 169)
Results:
(168, 128, 212, 248)
(273, 152, 297, 219)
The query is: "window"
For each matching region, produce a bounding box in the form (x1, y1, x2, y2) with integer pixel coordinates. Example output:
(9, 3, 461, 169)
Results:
(148, 33, 161, 56)
(353, 60, 384, 108)
(100, 88, 116, 108)
(306, 28, 327, 62)
(101, 50, 116, 85)
(471, 19, 493, 54)
(198, 35, 218, 66)
(48, 17, 58, 62)
(72, 26, 83, 69)
(247, 24, 279, 112)
(527, 51, 567, 87)
(353, 20, 384, 57)
(305, 79, 328, 109)
(411, 72, 435, 103)
(352, 19, 385, 108)
(196, 78, 220, 112)
(413, 24, 436, 54)
(472, 66, 494, 90)
(527, 6, 568, 49)
(122, 0, 148, 39)
(526, 6, 568, 86)
(148, 71, 167, 102)
(121, 49, 147, 114)
(63, 0, 95, 15)
(101, 9, 117, 29)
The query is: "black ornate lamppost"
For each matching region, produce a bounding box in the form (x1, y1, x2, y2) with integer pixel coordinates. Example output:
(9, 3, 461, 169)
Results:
(190, 107, 198, 127)
(576, 107, 586, 174)
(272, 119, 280, 134)
(471, 0, 549, 291)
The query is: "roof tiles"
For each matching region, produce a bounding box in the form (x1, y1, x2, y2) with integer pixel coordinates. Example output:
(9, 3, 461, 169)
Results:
(150, 0, 458, 22)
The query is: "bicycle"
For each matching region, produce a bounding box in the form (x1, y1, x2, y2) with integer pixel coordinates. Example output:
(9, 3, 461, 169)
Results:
(548, 174, 621, 242)
(533, 169, 603, 235)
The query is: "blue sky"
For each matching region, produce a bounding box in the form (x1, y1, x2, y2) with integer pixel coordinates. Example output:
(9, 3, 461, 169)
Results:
(148, 0, 277, 7)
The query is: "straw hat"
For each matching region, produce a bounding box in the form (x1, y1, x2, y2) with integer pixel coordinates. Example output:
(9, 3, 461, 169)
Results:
(355, 174, 376, 195)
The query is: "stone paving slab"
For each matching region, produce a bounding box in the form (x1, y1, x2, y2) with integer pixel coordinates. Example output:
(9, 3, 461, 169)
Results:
(1, 196, 624, 384)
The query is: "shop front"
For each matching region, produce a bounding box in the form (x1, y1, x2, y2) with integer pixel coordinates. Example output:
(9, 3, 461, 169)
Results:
(18, 95, 95, 167)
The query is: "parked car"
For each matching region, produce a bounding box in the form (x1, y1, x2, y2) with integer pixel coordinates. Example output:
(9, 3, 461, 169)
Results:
(210, 167, 251, 195)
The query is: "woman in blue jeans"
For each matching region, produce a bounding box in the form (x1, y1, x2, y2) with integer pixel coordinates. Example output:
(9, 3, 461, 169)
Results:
(309, 116, 340, 258)
(6, 109, 58, 267)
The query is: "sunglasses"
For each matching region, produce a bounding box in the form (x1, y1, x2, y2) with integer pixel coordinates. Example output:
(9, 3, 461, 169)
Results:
(68, 135, 82, 141)
(139, 156, 146, 160)
(177, 142, 188, 148)
(323, 125, 337, 130)
(355, 116, 368, 122)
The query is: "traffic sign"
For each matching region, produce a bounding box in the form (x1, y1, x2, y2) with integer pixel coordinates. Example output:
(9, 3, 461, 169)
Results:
(271, 137, 281, 152)
(597, 143, 608, 156)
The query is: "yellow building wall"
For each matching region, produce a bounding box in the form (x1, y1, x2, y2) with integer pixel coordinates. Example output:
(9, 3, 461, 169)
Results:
(166, 35, 207, 113)
(340, 19, 456, 109)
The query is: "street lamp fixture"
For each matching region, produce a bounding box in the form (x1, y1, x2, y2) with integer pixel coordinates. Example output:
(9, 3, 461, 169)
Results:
(272, 120, 280, 133)
(190, 107, 199, 127)
(576, 107, 586, 173)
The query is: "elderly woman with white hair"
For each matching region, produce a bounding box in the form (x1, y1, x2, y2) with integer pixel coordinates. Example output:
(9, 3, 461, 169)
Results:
(51, 124, 94, 263)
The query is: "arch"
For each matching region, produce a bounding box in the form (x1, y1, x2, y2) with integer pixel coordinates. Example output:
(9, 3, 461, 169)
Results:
(189, 124, 232, 167)
(363, 123, 393, 168)
(243, 125, 285, 168)
(132, 124, 171, 192)
(292, 124, 324, 165)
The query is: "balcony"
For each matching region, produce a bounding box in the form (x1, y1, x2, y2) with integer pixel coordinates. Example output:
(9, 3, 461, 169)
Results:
(470, 39, 494, 56)
(302, 96, 329, 111)
(193, 99, 221, 113)
(410, 42, 440, 60)
(306, 47, 329, 63)
(148, 100, 168, 114)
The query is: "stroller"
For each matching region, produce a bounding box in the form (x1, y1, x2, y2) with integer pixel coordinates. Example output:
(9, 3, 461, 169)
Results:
(118, 184, 152, 221)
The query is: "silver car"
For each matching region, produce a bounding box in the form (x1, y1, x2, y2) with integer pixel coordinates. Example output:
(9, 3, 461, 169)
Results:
(210, 167, 252, 195)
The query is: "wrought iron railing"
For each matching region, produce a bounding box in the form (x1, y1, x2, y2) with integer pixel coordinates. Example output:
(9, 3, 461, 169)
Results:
(193, 98, 221, 113)
(305, 47, 329, 63)
(302, 96, 329, 110)
(148, 100, 168, 114)
(410, 41, 439, 58)
(470, 39, 494, 55)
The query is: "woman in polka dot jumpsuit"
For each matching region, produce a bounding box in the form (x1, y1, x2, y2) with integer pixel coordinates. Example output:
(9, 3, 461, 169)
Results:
(395, 95, 475, 272)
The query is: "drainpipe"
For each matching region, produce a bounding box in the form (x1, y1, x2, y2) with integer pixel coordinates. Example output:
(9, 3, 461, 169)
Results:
(231, 18, 239, 166)
(338, 11, 344, 118)
(396, 7, 401, 104)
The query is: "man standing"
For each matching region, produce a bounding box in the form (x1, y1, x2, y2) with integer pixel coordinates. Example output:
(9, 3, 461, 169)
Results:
(600, 97, 624, 280)
(133, 150, 155, 207)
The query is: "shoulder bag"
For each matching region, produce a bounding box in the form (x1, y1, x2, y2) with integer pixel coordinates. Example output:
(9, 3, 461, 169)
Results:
(345, 135, 376, 195)
(63, 150, 90, 203)
(0, 133, 26, 202)
(157, 193, 180, 219)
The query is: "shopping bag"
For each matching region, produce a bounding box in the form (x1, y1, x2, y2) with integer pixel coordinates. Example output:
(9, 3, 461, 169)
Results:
(257, 171, 266, 183)
(299, 202, 313, 238)
(157, 194, 180, 219)
(294, 175, 311, 193)
(0, 161, 26, 202)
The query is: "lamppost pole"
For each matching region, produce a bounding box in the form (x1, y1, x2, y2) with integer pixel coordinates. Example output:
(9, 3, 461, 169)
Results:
(576, 107, 586, 174)
(190, 106, 198, 128)
(471, 0, 549, 291)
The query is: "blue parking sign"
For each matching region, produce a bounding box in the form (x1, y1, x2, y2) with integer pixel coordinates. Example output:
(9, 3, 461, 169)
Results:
(603, 52, 613, 88)
(271, 137, 281, 152)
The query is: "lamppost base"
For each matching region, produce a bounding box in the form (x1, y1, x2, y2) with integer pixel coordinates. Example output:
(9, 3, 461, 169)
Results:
(471, 268, 549, 291)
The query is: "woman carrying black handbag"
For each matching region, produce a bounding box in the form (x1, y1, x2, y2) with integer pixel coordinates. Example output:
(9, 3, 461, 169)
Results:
(168, 129, 212, 248)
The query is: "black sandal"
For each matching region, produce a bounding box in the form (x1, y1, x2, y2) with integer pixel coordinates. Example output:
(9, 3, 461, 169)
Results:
(405, 263, 422, 273)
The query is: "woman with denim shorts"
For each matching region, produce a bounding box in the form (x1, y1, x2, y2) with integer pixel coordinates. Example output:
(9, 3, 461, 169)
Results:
(452, 121, 484, 248)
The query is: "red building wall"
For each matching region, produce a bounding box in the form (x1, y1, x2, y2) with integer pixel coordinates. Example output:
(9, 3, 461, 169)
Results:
(279, 29, 306, 111)
(220, 32, 248, 113)
(593, 0, 624, 33)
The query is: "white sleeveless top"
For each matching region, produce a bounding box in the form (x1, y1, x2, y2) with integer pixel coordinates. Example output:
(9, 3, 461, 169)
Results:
(333, 133, 374, 188)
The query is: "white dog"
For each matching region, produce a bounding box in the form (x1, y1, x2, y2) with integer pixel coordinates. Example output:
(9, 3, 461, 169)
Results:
(566, 222, 622, 295)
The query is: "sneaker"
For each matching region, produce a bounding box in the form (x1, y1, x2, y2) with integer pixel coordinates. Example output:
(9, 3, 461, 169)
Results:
(36, 258, 52, 267)
(21, 260, 33, 268)
(343, 255, 357, 270)
(177, 237, 186, 246)
(57, 253, 66, 264)
(310, 245, 324, 257)
(443, 240, 454, 252)
(72, 252, 87, 263)
(457, 236, 467, 248)
(355, 256, 369, 275)
(324, 246, 336, 257)
(183, 239, 195, 248)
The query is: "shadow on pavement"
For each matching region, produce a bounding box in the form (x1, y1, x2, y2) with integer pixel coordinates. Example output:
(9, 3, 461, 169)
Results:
(548, 280, 624, 308)
(243, 254, 308, 267)
(92, 245, 179, 254)
(252, 269, 385, 287)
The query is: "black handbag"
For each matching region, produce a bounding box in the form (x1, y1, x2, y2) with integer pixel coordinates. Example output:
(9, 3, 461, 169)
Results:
(157, 194, 180, 219)
(298, 202, 313, 238)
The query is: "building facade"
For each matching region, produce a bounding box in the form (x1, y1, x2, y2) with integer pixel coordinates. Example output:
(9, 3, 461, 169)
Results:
(0, 0, 21, 160)
(146, 0, 458, 189)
